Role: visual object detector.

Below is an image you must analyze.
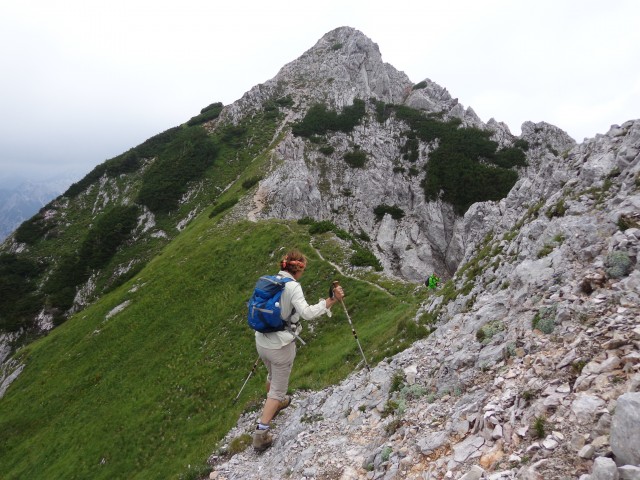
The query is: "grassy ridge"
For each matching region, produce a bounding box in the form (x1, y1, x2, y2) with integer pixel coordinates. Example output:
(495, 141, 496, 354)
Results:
(0, 211, 420, 479)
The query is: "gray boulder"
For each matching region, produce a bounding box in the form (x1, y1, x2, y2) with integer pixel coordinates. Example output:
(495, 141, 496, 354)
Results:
(611, 392, 640, 466)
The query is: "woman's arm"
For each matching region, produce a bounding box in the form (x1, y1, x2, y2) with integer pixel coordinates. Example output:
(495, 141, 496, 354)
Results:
(290, 283, 344, 320)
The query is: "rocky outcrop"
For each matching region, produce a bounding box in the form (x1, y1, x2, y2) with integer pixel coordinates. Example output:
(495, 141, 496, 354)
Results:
(209, 119, 640, 479)
(238, 27, 547, 282)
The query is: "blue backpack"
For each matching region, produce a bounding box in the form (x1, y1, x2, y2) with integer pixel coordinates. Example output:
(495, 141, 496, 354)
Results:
(247, 275, 294, 333)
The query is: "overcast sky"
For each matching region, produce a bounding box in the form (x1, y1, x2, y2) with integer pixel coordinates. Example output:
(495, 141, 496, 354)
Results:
(1, 0, 639, 182)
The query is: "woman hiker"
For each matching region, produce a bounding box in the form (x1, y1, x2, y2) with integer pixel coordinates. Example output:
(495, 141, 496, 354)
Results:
(253, 249, 345, 452)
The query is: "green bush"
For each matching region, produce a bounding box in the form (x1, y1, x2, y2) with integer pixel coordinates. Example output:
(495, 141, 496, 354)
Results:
(308, 221, 337, 235)
(228, 434, 252, 455)
(186, 102, 224, 126)
(318, 145, 335, 155)
(476, 320, 505, 344)
(14, 210, 55, 245)
(80, 206, 140, 270)
(493, 147, 528, 168)
(412, 81, 428, 90)
(374, 100, 392, 123)
(137, 127, 218, 214)
(401, 136, 419, 162)
(241, 176, 262, 190)
(64, 128, 182, 198)
(0, 254, 44, 331)
(513, 139, 530, 151)
(386, 103, 521, 215)
(209, 198, 238, 218)
(546, 198, 567, 218)
(373, 204, 405, 221)
(532, 306, 556, 334)
(350, 248, 382, 270)
(42, 205, 139, 317)
(343, 149, 367, 168)
(292, 99, 366, 137)
(605, 251, 632, 278)
(617, 214, 640, 231)
(275, 96, 294, 108)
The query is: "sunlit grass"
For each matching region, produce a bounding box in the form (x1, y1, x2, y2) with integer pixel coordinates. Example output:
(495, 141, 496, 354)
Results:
(0, 213, 421, 479)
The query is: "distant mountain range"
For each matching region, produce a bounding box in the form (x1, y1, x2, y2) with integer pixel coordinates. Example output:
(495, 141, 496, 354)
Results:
(0, 174, 77, 242)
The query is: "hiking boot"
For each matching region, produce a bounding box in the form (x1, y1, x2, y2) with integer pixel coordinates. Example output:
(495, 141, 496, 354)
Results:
(253, 428, 272, 452)
(276, 395, 291, 413)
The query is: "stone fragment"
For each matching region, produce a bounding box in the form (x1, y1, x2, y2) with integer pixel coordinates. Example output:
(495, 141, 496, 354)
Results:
(618, 465, 640, 480)
(453, 435, 485, 462)
(578, 444, 596, 459)
(611, 392, 640, 466)
(417, 431, 448, 455)
(459, 465, 484, 480)
(571, 393, 606, 424)
(591, 456, 619, 480)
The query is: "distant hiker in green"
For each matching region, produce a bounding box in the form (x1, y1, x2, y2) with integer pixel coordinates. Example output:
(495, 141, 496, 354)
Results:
(252, 249, 344, 452)
(426, 273, 440, 290)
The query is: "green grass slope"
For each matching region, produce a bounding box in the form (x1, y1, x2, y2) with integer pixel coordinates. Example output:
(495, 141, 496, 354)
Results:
(0, 208, 423, 479)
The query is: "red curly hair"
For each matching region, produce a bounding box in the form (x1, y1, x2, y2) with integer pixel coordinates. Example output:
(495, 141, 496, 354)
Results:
(280, 249, 307, 274)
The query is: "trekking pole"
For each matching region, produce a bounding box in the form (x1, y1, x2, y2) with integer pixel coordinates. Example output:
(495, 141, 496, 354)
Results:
(232, 356, 261, 405)
(332, 281, 370, 372)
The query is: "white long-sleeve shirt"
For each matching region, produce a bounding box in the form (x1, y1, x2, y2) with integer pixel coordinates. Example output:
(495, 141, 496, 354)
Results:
(255, 270, 332, 349)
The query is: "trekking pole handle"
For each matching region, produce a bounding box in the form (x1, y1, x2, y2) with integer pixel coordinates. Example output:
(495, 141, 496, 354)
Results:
(330, 280, 341, 299)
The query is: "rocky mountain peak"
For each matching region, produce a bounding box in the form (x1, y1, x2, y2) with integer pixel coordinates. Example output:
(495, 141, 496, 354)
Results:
(209, 119, 640, 480)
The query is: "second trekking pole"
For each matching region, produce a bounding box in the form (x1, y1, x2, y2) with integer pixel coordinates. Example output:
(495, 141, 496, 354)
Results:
(232, 356, 260, 405)
(332, 280, 370, 372)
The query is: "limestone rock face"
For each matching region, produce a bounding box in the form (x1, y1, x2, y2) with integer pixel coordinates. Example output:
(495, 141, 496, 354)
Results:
(235, 26, 554, 281)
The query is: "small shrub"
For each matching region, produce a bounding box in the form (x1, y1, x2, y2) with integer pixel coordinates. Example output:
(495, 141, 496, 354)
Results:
(209, 198, 238, 218)
(412, 81, 428, 90)
(241, 176, 262, 190)
(572, 360, 587, 373)
(617, 214, 640, 231)
(381, 400, 399, 418)
(400, 384, 427, 400)
(186, 102, 223, 126)
(308, 220, 337, 235)
(373, 204, 405, 221)
(521, 390, 536, 402)
(381, 446, 393, 462)
(350, 248, 382, 271)
(476, 320, 504, 344)
(546, 198, 567, 219)
(604, 251, 632, 278)
(385, 419, 402, 435)
(318, 145, 335, 155)
(513, 139, 530, 151)
(532, 306, 556, 334)
(390, 371, 404, 393)
(537, 243, 555, 258)
(228, 434, 252, 455)
(532, 416, 546, 439)
(343, 149, 368, 168)
(356, 230, 370, 242)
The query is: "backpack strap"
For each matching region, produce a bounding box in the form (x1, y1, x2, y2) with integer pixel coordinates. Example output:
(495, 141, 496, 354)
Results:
(277, 276, 306, 345)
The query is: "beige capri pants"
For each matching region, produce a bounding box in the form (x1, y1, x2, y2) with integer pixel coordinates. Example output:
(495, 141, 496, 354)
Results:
(256, 341, 296, 401)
